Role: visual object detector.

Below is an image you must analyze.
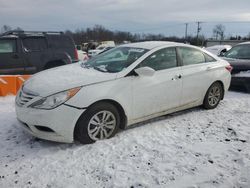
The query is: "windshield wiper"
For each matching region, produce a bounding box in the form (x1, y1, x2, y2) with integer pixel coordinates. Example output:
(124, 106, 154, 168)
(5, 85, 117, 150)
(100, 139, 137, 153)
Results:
(93, 66, 108, 72)
(81, 62, 92, 69)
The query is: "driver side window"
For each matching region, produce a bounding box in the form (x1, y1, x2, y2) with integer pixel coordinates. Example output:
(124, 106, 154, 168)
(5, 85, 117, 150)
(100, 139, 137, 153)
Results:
(0, 40, 16, 53)
(139, 47, 177, 71)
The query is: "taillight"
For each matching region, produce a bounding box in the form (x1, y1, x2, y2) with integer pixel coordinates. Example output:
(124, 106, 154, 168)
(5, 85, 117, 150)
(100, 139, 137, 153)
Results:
(225, 65, 233, 73)
(74, 49, 79, 61)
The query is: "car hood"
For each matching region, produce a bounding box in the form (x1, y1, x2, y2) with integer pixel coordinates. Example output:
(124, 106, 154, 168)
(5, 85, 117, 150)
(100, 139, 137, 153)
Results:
(23, 63, 118, 97)
(223, 57, 250, 74)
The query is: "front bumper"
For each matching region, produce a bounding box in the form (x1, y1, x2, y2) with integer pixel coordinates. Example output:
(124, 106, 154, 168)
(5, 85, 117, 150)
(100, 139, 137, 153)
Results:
(230, 76, 250, 92)
(15, 103, 85, 143)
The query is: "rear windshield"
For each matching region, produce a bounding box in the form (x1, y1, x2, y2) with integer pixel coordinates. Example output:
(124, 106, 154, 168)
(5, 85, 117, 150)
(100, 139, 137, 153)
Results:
(224, 44, 250, 59)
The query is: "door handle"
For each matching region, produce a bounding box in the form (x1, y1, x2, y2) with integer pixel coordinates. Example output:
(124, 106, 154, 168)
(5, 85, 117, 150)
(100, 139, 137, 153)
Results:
(172, 74, 182, 80)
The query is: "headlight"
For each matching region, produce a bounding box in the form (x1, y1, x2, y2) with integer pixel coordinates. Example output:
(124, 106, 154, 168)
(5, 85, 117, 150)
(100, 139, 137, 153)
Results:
(29, 87, 81, 109)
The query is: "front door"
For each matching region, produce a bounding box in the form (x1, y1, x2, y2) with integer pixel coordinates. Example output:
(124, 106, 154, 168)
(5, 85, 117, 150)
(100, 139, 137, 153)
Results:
(132, 47, 182, 120)
(0, 39, 24, 74)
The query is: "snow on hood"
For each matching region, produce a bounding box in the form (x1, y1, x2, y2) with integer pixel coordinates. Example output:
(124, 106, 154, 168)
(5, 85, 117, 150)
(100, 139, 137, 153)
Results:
(23, 63, 118, 97)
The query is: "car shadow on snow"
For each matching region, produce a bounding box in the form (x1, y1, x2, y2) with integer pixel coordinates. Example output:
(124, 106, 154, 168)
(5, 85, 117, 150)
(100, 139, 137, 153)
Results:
(125, 106, 204, 130)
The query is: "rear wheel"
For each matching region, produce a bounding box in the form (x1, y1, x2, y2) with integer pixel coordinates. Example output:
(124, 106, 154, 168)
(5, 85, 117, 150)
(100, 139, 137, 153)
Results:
(203, 82, 223, 109)
(74, 102, 120, 144)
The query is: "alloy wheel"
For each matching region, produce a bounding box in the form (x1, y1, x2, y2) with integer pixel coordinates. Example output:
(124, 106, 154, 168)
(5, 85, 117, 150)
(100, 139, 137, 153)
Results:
(87, 110, 116, 140)
(208, 86, 221, 106)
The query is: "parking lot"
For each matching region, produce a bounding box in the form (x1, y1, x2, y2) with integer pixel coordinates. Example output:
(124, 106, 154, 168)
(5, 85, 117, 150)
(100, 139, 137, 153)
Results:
(0, 91, 249, 188)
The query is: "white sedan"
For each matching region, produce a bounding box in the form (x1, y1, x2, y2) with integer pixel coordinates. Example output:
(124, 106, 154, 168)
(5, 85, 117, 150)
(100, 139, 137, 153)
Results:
(15, 41, 232, 144)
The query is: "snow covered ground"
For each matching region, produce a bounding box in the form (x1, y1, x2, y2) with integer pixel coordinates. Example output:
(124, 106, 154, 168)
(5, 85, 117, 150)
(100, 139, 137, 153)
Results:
(0, 92, 250, 188)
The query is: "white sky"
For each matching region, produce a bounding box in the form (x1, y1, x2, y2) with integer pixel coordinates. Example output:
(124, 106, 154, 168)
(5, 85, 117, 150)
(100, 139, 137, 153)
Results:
(0, 0, 250, 37)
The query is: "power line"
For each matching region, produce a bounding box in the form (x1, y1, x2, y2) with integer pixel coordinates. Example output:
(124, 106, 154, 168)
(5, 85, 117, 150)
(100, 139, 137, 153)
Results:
(202, 21, 250, 24)
(110, 21, 250, 38)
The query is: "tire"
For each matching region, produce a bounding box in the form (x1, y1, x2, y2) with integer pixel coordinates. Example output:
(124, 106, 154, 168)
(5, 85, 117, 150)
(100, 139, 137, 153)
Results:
(203, 82, 223, 109)
(74, 102, 120, 144)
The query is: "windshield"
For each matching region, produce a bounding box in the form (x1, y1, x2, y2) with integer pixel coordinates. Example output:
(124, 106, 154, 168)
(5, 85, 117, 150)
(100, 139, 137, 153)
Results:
(224, 44, 250, 59)
(83, 46, 149, 73)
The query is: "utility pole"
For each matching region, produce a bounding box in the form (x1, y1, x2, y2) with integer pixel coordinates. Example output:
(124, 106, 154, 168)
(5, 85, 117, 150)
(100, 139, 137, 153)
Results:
(185, 23, 188, 41)
(196, 22, 202, 46)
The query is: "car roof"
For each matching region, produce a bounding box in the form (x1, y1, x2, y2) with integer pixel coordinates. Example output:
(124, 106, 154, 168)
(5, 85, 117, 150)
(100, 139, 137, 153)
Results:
(120, 41, 184, 50)
(0, 35, 18, 39)
(0, 30, 65, 39)
(237, 41, 250, 45)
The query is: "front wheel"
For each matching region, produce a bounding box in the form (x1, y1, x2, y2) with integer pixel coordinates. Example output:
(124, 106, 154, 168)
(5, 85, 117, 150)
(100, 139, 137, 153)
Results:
(74, 102, 120, 144)
(203, 82, 223, 109)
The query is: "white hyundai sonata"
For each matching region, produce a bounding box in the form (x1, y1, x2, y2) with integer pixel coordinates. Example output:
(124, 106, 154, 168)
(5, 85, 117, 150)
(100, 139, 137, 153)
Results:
(15, 41, 232, 144)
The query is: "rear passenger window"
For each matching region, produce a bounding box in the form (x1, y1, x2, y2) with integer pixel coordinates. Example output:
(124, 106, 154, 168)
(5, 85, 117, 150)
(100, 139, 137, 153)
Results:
(49, 36, 73, 48)
(22, 37, 47, 52)
(204, 53, 216, 62)
(178, 47, 206, 66)
(139, 47, 177, 71)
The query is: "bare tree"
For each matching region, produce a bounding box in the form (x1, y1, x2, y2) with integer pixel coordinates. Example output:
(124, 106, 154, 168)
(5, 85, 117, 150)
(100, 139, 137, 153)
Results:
(1, 25, 12, 33)
(247, 32, 250, 40)
(15, 27, 23, 31)
(213, 24, 225, 40)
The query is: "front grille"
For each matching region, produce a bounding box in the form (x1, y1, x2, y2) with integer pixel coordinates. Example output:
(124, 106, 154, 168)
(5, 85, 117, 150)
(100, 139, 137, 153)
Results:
(17, 89, 37, 106)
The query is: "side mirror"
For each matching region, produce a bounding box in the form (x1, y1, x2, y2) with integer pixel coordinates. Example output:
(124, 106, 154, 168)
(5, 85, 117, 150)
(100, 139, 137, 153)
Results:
(134, 66, 155, 77)
(23, 47, 31, 53)
(219, 49, 227, 57)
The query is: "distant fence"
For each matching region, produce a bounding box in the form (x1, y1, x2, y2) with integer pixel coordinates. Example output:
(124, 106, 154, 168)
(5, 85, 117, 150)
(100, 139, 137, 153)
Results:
(206, 40, 246, 47)
(0, 75, 31, 96)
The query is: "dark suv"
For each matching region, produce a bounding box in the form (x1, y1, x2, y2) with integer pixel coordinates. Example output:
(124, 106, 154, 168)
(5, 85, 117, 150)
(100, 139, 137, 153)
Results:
(0, 30, 78, 75)
(222, 42, 250, 92)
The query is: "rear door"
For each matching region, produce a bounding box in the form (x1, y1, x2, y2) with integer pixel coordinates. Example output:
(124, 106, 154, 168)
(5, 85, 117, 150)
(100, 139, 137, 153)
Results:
(48, 35, 76, 62)
(0, 38, 25, 74)
(177, 47, 217, 105)
(21, 37, 48, 74)
(132, 47, 182, 120)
